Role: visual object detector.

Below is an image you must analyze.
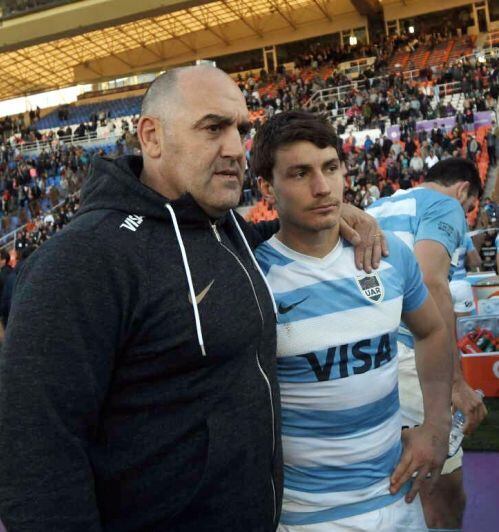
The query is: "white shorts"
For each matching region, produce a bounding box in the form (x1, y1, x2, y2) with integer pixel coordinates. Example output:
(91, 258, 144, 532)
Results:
(278, 495, 427, 531)
(398, 342, 462, 475)
(449, 279, 474, 313)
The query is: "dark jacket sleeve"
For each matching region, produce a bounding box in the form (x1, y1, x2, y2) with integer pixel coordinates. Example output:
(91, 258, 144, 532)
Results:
(232, 212, 280, 249)
(0, 233, 126, 531)
(253, 219, 280, 244)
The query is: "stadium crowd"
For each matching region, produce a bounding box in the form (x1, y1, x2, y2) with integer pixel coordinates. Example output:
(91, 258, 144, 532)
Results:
(0, 30, 497, 257)
(0, 144, 88, 223)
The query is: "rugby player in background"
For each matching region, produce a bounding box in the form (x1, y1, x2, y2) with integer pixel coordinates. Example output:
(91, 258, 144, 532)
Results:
(368, 158, 487, 529)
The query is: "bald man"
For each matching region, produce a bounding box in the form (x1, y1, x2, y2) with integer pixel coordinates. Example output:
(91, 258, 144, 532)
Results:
(0, 66, 384, 532)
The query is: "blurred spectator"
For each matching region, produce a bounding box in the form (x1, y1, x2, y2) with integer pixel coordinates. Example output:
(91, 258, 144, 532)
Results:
(0, 245, 35, 327)
(425, 149, 439, 169)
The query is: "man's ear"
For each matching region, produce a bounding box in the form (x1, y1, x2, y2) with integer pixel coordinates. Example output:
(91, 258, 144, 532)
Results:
(258, 176, 276, 205)
(457, 181, 470, 203)
(137, 116, 162, 159)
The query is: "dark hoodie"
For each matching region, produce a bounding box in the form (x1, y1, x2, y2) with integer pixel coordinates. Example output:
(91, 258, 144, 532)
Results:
(0, 156, 282, 531)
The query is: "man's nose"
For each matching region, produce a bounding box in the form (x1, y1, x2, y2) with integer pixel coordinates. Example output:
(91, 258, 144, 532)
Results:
(220, 127, 244, 160)
(311, 172, 331, 197)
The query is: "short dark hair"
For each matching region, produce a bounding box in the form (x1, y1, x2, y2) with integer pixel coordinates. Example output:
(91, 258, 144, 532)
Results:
(0, 249, 10, 264)
(250, 111, 342, 182)
(425, 157, 483, 198)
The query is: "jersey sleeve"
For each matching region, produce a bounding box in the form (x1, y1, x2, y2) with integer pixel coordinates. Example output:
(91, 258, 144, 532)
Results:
(415, 197, 466, 258)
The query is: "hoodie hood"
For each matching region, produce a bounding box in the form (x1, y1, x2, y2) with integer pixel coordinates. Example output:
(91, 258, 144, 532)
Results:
(76, 155, 226, 226)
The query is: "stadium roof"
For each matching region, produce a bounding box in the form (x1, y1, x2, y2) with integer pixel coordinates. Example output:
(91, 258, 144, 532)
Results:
(0, 0, 367, 102)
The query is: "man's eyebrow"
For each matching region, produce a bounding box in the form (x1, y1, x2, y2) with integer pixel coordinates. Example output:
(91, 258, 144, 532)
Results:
(193, 114, 251, 134)
(286, 158, 340, 172)
(286, 164, 312, 172)
(322, 157, 341, 167)
(193, 114, 234, 128)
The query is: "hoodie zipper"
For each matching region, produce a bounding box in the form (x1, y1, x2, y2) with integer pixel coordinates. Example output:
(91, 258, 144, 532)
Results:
(210, 222, 277, 524)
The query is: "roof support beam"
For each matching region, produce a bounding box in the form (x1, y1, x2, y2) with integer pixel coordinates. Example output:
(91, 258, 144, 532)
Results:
(0, 58, 49, 92)
(54, 43, 103, 77)
(81, 34, 133, 69)
(0, 70, 35, 94)
(269, 1, 297, 30)
(220, 1, 263, 38)
(149, 18, 197, 54)
(310, 0, 331, 21)
(185, 8, 230, 46)
(13, 49, 56, 82)
(115, 26, 164, 61)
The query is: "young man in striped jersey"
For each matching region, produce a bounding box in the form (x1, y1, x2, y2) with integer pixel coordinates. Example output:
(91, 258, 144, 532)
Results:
(368, 158, 487, 530)
(251, 111, 452, 531)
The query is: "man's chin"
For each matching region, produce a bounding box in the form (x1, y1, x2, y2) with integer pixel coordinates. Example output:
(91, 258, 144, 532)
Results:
(310, 219, 339, 232)
(198, 193, 241, 217)
(283, 216, 339, 234)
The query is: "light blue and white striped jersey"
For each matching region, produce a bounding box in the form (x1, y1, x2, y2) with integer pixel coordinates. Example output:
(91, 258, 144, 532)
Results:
(368, 187, 466, 348)
(255, 232, 428, 526)
(450, 233, 475, 281)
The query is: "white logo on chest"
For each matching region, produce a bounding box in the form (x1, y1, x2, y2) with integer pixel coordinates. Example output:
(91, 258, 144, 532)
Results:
(120, 214, 144, 232)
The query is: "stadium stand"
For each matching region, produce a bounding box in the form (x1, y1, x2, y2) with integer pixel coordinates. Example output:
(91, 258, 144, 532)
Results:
(35, 95, 142, 129)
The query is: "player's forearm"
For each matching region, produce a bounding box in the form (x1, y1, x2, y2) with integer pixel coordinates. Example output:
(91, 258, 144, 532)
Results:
(414, 324, 452, 428)
(425, 277, 462, 381)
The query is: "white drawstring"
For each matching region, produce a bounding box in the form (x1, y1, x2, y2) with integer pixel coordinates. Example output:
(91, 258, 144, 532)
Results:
(230, 210, 278, 317)
(165, 203, 207, 356)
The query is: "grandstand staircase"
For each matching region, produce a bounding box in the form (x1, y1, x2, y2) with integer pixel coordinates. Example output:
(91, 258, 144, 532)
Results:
(427, 39, 455, 68)
(409, 46, 430, 70)
(389, 35, 477, 73)
(447, 36, 475, 65)
(389, 49, 409, 70)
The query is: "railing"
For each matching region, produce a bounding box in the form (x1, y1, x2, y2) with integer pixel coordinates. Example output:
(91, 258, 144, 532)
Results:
(435, 80, 463, 97)
(305, 76, 387, 109)
(337, 56, 377, 80)
(17, 131, 121, 155)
